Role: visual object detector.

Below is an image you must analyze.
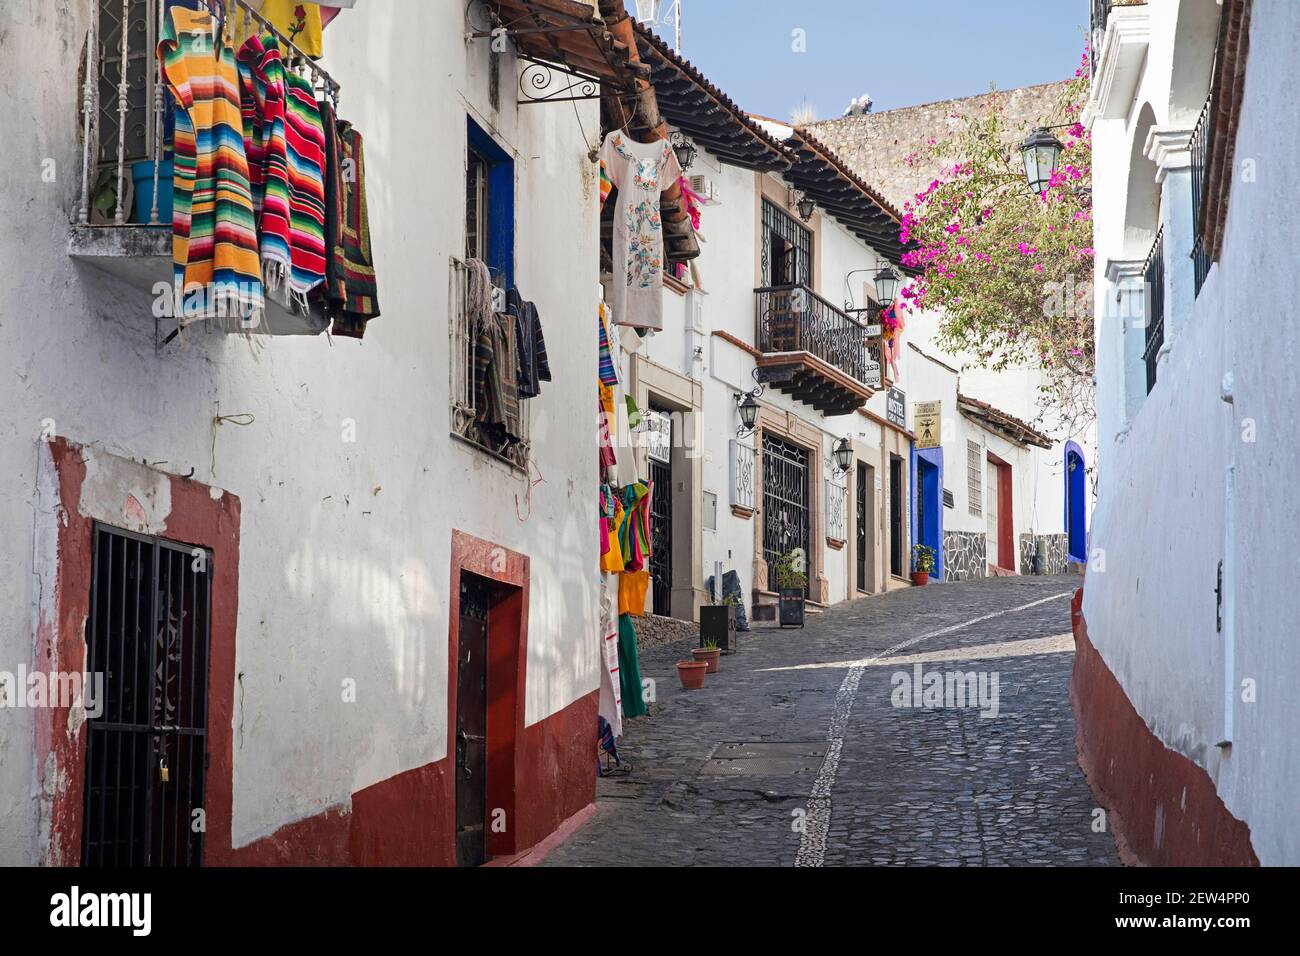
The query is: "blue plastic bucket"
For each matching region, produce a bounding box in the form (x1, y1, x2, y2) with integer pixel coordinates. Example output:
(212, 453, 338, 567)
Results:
(131, 158, 173, 224)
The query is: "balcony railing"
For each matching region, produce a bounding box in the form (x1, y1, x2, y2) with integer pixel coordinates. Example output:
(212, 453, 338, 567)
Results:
(1142, 226, 1165, 394)
(1190, 91, 1215, 297)
(77, 0, 339, 229)
(754, 284, 871, 386)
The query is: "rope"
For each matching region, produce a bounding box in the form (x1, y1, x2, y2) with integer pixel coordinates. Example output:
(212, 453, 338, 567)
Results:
(210, 410, 255, 479)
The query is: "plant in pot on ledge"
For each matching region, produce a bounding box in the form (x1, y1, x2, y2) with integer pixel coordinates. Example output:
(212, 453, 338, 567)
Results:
(911, 543, 936, 586)
(776, 549, 807, 628)
(691, 638, 721, 673)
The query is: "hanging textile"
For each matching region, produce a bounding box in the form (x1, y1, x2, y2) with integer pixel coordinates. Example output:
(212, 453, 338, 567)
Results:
(159, 5, 263, 324)
(597, 716, 621, 774)
(617, 613, 647, 719)
(599, 384, 618, 472)
(600, 493, 625, 573)
(598, 160, 613, 212)
(598, 131, 682, 332)
(598, 577, 622, 737)
(236, 34, 292, 280)
(618, 480, 653, 571)
(320, 104, 381, 337)
(618, 569, 650, 617)
(230, 0, 324, 57)
(597, 303, 619, 387)
(507, 289, 550, 398)
(474, 312, 520, 448)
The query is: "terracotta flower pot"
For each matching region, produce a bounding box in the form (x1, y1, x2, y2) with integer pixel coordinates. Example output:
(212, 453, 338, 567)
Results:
(691, 647, 721, 673)
(676, 660, 708, 690)
(910, 571, 930, 587)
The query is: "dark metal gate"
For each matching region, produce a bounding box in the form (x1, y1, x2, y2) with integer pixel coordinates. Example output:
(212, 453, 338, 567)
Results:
(762, 434, 810, 592)
(455, 573, 491, 867)
(649, 453, 673, 616)
(82, 523, 212, 867)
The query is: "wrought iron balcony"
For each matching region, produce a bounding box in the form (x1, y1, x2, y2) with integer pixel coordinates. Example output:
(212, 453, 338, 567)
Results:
(1190, 92, 1214, 297)
(753, 284, 879, 416)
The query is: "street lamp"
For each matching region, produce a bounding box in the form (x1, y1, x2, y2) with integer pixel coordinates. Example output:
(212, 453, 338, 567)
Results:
(1020, 126, 1064, 195)
(736, 392, 759, 436)
(796, 191, 817, 222)
(873, 263, 899, 305)
(832, 436, 853, 474)
(670, 131, 697, 172)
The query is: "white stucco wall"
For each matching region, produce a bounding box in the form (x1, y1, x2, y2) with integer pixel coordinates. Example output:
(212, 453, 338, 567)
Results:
(0, 0, 600, 861)
(1086, 0, 1300, 864)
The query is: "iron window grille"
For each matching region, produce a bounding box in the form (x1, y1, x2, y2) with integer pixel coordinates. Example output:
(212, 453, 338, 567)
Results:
(762, 434, 810, 593)
(761, 198, 812, 288)
(825, 478, 849, 542)
(448, 256, 531, 470)
(1190, 91, 1215, 297)
(967, 439, 983, 517)
(1142, 226, 1165, 394)
(81, 523, 212, 867)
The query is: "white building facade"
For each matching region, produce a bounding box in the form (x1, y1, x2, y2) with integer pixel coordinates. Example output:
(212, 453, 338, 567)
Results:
(0, 0, 617, 866)
(1084, 0, 1296, 865)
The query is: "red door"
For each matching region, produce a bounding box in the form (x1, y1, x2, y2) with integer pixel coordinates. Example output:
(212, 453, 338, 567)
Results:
(986, 453, 1014, 572)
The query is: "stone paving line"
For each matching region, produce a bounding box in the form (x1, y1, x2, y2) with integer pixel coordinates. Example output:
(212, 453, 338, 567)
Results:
(542, 574, 1121, 867)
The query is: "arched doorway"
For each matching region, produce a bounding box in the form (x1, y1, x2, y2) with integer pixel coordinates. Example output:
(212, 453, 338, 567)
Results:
(1065, 441, 1087, 564)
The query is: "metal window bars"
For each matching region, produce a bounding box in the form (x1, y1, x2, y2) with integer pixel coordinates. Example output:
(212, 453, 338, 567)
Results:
(78, 0, 340, 228)
(81, 524, 212, 867)
(1141, 226, 1165, 394)
(1190, 91, 1215, 297)
(448, 257, 532, 470)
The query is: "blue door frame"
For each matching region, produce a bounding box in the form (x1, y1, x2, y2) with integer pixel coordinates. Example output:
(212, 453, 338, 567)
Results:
(1065, 440, 1087, 563)
(911, 446, 944, 580)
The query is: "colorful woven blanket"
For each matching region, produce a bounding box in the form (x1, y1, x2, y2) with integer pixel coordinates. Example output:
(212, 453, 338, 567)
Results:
(159, 6, 263, 322)
(320, 102, 380, 337)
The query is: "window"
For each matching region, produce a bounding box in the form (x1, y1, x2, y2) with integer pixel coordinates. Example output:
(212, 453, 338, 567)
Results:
(82, 523, 212, 866)
(760, 198, 812, 288)
(967, 440, 983, 518)
(450, 119, 527, 468)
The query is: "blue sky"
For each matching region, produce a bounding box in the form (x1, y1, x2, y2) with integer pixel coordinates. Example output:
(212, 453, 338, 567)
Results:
(625, 1, 1088, 121)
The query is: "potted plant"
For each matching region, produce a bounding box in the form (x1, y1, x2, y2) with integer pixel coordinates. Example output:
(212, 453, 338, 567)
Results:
(700, 594, 738, 653)
(691, 639, 721, 673)
(676, 659, 708, 690)
(776, 549, 807, 628)
(911, 543, 936, 586)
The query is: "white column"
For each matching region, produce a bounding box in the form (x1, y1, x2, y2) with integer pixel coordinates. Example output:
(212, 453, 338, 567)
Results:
(1103, 258, 1147, 440)
(1146, 126, 1196, 346)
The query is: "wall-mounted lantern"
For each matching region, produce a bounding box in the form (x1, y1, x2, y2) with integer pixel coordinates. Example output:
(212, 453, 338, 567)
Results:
(671, 131, 697, 172)
(832, 436, 853, 475)
(1020, 126, 1064, 195)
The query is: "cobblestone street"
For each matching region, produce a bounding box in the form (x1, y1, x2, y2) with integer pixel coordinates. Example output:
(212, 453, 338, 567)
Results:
(544, 575, 1121, 867)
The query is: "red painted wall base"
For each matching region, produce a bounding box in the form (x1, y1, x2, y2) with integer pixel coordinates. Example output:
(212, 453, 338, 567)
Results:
(220, 690, 597, 866)
(1069, 589, 1258, 866)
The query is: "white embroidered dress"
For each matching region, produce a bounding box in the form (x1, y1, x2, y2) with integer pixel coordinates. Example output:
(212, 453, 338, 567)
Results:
(600, 131, 682, 332)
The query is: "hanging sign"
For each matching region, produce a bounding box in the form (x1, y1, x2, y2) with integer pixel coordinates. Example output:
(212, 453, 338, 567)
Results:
(914, 400, 941, 449)
(886, 387, 906, 429)
(862, 359, 881, 389)
(645, 409, 672, 464)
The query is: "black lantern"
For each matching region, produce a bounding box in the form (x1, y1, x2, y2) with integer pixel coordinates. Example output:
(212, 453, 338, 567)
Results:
(796, 192, 817, 222)
(832, 436, 853, 474)
(737, 392, 759, 435)
(671, 131, 697, 172)
(1020, 126, 1063, 195)
(873, 263, 899, 305)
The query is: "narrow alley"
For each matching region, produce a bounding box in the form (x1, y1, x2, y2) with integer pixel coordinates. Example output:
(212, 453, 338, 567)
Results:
(545, 575, 1119, 867)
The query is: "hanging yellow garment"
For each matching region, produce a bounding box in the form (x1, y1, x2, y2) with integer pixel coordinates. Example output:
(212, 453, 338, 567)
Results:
(600, 499, 626, 573)
(619, 570, 650, 617)
(229, 0, 324, 58)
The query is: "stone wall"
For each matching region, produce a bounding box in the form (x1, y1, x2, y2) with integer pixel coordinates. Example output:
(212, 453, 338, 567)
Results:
(943, 530, 986, 581)
(1018, 533, 1069, 576)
